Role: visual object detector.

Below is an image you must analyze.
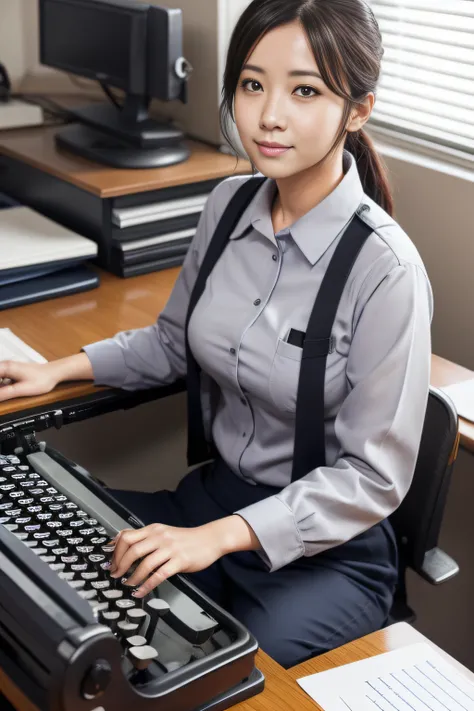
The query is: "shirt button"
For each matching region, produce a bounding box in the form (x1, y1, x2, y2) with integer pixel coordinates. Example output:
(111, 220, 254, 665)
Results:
(253, 298, 261, 306)
(229, 347, 236, 355)
(272, 254, 278, 261)
(242, 432, 246, 437)
(240, 397, 247, 405)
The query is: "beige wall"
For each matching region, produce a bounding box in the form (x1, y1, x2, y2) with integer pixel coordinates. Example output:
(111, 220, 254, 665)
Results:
(384, 155, 474, 370)
(1, 0, 28, 85)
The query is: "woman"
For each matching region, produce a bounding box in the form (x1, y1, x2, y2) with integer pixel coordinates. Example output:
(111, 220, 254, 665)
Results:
(0, 0, 432, 668)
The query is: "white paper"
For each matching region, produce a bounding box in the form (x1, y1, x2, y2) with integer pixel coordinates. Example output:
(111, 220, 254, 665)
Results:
(0, 207, 97, 270)
(0, 329, 47, 382)
(441, 379, 474, 422)
(297, 642, 474, 711)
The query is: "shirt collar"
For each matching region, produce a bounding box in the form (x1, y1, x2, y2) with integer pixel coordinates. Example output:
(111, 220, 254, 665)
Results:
(230, 150, 365, 266)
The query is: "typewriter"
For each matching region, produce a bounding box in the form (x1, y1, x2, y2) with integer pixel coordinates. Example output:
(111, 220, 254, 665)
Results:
(0, 390, 264, 711)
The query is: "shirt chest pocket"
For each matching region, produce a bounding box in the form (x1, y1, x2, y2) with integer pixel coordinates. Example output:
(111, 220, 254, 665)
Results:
(268, 338, 302, 413)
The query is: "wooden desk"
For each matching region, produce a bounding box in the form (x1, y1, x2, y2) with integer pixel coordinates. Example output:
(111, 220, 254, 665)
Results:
(288, 622, 474, 711)
(0, 267, 182, 423)
(0, 124, 250, 199)
(1, 265, 474, 452)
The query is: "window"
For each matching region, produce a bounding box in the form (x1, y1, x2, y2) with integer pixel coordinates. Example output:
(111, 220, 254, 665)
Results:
(369, 0, 474, 156)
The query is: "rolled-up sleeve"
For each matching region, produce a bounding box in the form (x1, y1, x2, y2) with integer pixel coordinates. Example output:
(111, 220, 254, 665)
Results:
(237, 263, 433, 572)
(83, 182, 229, 390)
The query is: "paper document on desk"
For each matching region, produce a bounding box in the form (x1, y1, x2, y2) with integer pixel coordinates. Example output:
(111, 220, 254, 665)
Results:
(0, 329, 47, 369)
(440, 379, 474, 423)
(297, 642, 474, 711)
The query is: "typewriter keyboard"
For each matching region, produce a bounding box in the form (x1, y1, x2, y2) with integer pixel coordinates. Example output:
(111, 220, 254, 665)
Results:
(0, 452, 233, 680)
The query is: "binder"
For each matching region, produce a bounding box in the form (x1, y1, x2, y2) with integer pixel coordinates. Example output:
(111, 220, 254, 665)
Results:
(119, 237, 192, 267)
(111, 213, 199, 245)
(112, 194, 208, 229)
(0, 257, 89, 287)
(0, 265, 100, 310)
(121, 255, 185, 278)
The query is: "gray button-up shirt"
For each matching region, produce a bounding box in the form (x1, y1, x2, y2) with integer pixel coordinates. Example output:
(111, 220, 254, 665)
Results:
(84, 151, 433, 573)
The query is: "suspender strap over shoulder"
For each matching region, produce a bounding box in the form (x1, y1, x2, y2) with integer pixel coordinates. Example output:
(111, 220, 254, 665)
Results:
(292, 213, 372, 482)
(185, 177, 266, 466)
(185, 175, 373, 482)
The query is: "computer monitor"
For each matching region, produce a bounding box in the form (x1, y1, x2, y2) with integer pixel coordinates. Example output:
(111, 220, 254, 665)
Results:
(39, 0, 193, 169)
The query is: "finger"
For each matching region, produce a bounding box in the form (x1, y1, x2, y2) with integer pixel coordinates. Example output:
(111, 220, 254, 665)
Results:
(110, 528, 147, 571)
(123, 548, 172, 588)
(0, 361, 19, 380)
(0, 381, 34, 403)
(134, 559, 182, 598)
(110, 535, 162, 579)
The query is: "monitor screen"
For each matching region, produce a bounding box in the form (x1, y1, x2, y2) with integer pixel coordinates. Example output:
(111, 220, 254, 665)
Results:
(40, 0, 148, 92)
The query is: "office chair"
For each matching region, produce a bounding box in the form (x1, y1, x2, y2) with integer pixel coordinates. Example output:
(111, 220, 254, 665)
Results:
(388, 386, 460, 624)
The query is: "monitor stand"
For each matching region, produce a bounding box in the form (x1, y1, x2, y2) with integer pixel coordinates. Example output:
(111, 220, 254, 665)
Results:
(55, 93, 190, 169)
(55, 124, 190, 169)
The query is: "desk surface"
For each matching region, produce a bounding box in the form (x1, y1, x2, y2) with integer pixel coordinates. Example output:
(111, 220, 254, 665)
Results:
(0, 125, 251, 198)
(1, 266, 474, 451)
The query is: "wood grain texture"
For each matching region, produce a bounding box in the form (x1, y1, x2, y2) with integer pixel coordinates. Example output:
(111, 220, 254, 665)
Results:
(0, 126, 251, 198)
(0, 267, 180, 420)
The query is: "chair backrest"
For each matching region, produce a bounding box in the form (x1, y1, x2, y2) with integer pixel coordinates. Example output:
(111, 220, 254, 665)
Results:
(389, 386, 459, 572)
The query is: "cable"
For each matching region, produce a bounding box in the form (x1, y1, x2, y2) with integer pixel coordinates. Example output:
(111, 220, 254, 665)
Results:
(99, 81, 122, 110)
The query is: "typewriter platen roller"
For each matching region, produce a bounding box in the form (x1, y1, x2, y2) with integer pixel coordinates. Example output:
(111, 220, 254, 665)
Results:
(0, 425, 264, 711)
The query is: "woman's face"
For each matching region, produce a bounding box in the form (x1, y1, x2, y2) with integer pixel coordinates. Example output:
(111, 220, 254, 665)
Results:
(234, 20, 347, 179)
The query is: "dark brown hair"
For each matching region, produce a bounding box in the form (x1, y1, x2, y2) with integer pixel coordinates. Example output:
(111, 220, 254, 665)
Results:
(219, 0, 393, 216)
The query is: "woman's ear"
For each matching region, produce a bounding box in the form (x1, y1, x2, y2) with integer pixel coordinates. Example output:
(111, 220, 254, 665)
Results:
(346, 93, 375, 133)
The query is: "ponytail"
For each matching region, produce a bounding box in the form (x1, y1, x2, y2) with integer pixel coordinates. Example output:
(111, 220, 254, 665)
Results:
(344, 129, 393, 217)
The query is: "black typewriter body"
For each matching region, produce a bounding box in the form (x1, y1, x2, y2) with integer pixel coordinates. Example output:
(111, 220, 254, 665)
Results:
(0, 393, 264, 711)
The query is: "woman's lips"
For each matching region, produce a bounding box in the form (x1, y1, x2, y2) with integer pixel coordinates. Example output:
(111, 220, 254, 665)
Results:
(256, 143, 292, 157)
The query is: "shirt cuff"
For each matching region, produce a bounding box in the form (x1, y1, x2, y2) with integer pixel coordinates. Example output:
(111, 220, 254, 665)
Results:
(236, 496, 304, 572)
(82, 340, 128, 388)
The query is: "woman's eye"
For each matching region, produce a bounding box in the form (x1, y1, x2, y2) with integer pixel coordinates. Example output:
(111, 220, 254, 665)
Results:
(241, 79, 262, 93)
(294, 86, 318, 98)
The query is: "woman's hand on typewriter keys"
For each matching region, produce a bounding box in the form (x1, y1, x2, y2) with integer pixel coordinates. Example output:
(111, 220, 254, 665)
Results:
(108, 516, 261, 598)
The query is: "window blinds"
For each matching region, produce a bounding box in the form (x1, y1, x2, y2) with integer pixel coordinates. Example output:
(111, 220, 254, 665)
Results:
(369, 0, 474, 155)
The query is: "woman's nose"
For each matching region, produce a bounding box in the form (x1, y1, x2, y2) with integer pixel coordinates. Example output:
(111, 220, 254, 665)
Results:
(259, 95, 288, 132)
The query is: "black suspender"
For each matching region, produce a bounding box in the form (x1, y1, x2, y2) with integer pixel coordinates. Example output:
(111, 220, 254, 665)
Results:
(292, 213, 371, 481)
(185, 177, 266, 466)
(185, 177, 373, 482)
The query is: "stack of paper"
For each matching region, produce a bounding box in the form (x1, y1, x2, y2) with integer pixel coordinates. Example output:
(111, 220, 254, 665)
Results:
(297, 642, 474, 711)
(0, 207, 97, 271)
(0, 329, 47, 385)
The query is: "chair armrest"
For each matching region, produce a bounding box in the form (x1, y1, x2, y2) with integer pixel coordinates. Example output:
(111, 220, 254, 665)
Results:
(417, 547, 459, 585)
